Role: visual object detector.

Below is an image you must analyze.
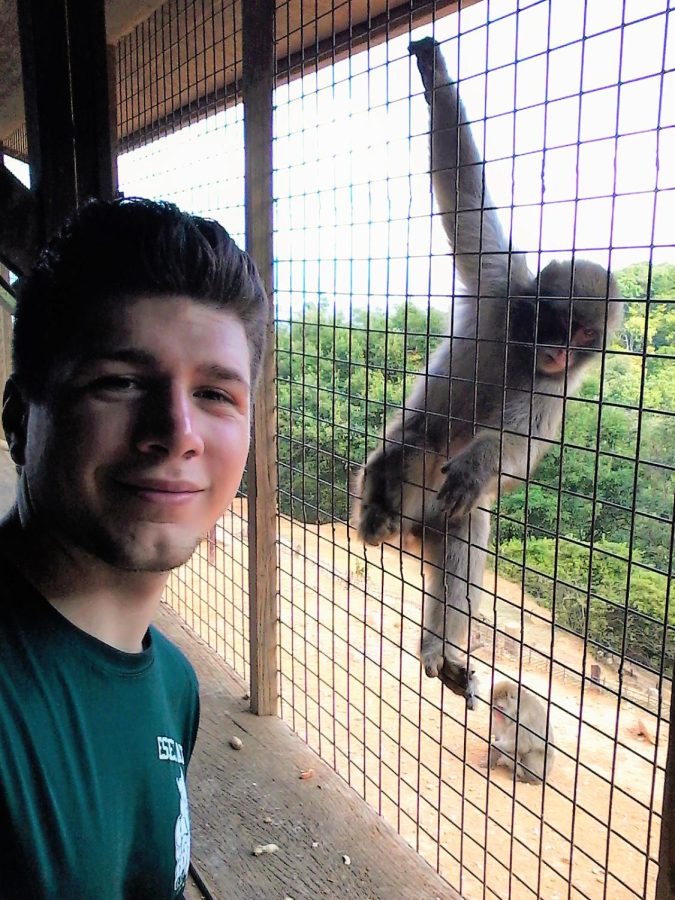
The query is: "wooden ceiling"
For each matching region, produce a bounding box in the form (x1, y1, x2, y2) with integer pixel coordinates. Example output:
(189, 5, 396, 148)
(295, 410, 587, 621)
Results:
(0, 0, 467, 157)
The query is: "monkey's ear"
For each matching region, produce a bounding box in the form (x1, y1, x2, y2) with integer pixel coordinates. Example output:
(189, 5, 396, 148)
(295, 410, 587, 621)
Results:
(2, 377, 29, 468)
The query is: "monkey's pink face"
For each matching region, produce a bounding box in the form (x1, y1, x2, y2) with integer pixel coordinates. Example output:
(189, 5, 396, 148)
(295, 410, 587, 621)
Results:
(21, 295, 252, 573)
(536, 323, 600, 376)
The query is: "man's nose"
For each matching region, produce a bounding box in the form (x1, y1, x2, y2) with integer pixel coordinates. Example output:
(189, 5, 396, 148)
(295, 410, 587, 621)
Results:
(135, 385, 205, 459)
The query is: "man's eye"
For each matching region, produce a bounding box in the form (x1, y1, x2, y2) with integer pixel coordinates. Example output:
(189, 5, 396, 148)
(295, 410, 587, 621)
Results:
(196, 388, 232, 404)
(91, 376, 140, 392)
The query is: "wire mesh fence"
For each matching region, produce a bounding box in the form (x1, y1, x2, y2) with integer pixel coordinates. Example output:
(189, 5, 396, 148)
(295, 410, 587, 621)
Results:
(116, 0, 251, 684)
(114, 1, 673, 897)
(273, 2, 672, 897)
(0, 123, 28, 164)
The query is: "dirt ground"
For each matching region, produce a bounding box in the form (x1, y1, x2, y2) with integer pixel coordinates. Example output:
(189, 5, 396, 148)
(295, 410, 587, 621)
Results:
(166, 500, 668, 900)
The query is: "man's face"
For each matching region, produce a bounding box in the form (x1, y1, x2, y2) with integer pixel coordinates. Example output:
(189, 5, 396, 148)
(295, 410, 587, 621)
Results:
(19, 294, 252, 572)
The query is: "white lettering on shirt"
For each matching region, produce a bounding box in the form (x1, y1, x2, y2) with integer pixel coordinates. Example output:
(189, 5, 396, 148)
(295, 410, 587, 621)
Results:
(156, 736, 185, 764)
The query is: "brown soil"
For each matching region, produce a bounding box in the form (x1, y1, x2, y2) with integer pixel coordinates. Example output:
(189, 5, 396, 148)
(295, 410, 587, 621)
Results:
(166, 500, 668, 900)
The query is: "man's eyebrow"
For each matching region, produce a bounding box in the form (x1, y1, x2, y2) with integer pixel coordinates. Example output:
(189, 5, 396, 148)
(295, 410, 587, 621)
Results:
(74, 352, 250, 387)
(199, 364, 250, 388)
(76, 349, 157, 367)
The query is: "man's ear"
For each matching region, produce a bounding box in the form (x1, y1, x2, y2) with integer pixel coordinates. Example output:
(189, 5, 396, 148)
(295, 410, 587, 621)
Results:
(2, 377, 28, 468)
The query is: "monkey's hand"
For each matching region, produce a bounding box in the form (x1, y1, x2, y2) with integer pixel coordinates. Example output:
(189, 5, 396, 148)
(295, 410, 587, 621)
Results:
(353, 449, 403, 546)
(421, 635, 478, 709)
(356, 495, 400, 547)
(409, 38, 450, 105)
(436, 456, 483, 521)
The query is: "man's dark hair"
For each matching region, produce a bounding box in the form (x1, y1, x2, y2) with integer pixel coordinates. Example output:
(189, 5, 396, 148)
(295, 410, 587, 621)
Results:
(13, 197, 268, 399)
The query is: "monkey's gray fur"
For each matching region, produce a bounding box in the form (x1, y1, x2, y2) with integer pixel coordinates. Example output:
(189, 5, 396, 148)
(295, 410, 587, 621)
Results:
(353, 38, 623, 707)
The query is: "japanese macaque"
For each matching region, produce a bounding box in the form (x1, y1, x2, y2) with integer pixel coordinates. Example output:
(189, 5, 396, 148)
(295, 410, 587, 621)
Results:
(486, 681, 555, 784)
(353, 37, 623, 707)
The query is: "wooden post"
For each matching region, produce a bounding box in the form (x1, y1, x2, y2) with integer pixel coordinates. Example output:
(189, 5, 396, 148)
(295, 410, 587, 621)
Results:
(656, 675, 675, 897)
(243, 0, 278, 716)
(0, 258, 12, 442)
(107, 45, 120, 197)
(17, 0, 76, 238)
(17, 0, 114, 240)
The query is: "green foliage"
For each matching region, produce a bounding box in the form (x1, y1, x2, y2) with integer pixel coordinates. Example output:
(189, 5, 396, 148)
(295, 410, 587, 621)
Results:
(615, 262, 675, 353)
(276, 297, 447, 522)
(498, 537, 674, 672)
(275, 263, 675, 670)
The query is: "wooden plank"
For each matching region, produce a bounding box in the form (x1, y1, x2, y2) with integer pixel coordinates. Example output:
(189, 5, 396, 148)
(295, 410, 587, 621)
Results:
(156, 604, 461, 899)
(0, 439, 17, 513)
(656, 669, 675, 898)
(17, 0, 114, 240)
(107, 45, 120, 197)
(0, 267, 12, 382)
(66, 1, 115, 202)
(243, 0, 278, 717)
(0, 280, 15, 316)
(16, 0, 75, 237)
(0, 262, 12, 439)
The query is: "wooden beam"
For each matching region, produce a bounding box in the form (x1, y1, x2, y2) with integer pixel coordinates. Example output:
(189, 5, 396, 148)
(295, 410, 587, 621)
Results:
(656, 671, 675, 898)
(17, 0, 76, 238)
(243, 0, 278, 717)
(66, 3, 115, 203)
(0, 273, 16, 316)
(0, 163, 39, 276)
(107, 45, 119, 197)
(17, 0, 114, 240)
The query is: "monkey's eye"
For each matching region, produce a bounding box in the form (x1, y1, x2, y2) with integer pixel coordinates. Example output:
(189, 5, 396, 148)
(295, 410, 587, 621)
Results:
(583, 327, 597, 340)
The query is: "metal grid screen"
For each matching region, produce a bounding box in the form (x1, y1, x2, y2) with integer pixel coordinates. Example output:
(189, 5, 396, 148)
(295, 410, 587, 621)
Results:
(111, 0, 674, 896)
(116, 0, 252, 683)
(273, 2, 673, 898)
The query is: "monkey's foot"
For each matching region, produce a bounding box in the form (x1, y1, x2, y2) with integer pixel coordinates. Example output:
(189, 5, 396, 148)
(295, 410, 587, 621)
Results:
(440, 658, 478, 710)
(408, 38, 448, 103)
(421, 640, 477, 709)
(437, 459, 482, 521)
(356, 502, 400, 547)
(516, 765, 543, 785)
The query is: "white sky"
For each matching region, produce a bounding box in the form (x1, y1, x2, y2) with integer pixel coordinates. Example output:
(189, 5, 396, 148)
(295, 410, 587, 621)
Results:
(50, 0, 675, 313)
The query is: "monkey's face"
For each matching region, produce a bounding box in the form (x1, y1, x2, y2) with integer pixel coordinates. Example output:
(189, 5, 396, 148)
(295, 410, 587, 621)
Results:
(534, 299, 604, 378)
(492, 685, 518, 724)
(526, 258, 623, 379)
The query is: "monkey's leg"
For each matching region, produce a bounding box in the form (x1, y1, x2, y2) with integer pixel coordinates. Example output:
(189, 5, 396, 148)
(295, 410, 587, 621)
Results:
(516, 752, 545, 785)
(420, 506, 490, 708)
(488, 744, 504, 770)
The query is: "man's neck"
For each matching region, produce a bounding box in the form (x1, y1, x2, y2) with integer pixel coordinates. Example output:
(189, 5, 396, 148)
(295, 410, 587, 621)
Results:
(0, 508, 168, 653)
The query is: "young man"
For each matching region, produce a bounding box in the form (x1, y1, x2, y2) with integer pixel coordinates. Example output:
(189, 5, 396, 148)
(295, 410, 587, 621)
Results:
(0, 198, 268, 897)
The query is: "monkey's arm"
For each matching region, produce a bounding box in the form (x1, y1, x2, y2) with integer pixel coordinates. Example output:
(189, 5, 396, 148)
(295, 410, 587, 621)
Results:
(489, 723, 520, 769)
(437, 427, 531, 519)
(493, 730, 517, 756)
(409, 38, 529, 296)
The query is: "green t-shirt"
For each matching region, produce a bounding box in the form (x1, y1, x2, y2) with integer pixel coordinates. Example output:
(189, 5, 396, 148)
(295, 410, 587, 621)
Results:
(0, 555, 200, 899)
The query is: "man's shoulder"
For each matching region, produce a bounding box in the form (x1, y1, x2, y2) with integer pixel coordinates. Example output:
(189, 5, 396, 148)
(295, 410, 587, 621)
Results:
(148, 624, 199, 692)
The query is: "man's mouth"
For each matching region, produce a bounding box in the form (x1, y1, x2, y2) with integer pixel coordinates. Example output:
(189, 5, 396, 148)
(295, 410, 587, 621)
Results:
(117, 478, 205, 505)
